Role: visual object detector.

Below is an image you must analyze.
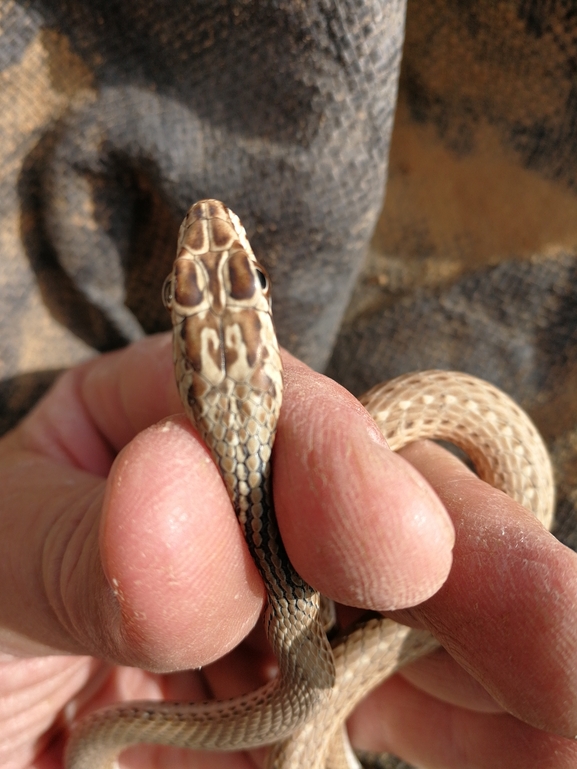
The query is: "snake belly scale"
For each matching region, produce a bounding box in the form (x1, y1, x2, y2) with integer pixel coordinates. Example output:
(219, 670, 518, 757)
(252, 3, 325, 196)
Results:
(64, 200, 555, 769)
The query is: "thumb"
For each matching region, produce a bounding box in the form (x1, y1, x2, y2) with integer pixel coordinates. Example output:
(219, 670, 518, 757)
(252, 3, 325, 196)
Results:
(0, 334, 264, 670)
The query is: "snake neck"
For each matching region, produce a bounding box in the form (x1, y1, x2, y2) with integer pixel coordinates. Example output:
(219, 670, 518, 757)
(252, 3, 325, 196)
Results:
(180, 373, 334, 683)
(179, 373, 300, 591)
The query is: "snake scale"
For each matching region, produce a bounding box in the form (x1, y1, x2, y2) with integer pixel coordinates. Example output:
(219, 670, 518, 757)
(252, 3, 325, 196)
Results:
(64, 200, 555, 769)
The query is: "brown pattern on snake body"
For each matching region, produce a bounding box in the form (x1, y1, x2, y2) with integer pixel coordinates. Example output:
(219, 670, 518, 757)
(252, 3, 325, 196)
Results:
(181, 314, 222, 381)
(224, 309, 267, 372)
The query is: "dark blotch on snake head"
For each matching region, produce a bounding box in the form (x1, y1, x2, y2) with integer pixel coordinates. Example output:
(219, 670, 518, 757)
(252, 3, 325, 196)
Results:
(174, 258, 203, 309)
(228, 250, 257, 300)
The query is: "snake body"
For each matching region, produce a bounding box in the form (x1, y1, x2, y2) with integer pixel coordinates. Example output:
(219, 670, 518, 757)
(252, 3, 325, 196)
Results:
(64, 200, 335, 768)
(64, 200, 555, 769)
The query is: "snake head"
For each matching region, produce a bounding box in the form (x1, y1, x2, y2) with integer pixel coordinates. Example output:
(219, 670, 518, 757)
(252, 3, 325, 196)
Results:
(162, 200, 272, 318)
(163, 199, 272, 316)
(163, 199, 283, 442)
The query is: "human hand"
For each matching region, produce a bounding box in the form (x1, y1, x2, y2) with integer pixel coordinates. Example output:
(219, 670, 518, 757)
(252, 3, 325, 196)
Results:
(347, 440, 577, 767)
(0, 334, 574, 768)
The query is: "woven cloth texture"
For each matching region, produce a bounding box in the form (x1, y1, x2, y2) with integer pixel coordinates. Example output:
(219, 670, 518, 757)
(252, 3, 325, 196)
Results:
(1, 0, 576, 592)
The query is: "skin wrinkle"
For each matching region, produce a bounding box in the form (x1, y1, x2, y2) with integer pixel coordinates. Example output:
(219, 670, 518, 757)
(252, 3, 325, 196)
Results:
(0, 656, 87, 720)
(19, 370, 113, 476)
(0, 659, 94, 766)
(116, 343, 176, 442)
(345, 444, 451, 608)
(80, 355, 131, 450)
(81, 335, 179, 452)
(399, 647, 503, 713)
(0, 450, 104, 658)
(325, 435, 399, 606)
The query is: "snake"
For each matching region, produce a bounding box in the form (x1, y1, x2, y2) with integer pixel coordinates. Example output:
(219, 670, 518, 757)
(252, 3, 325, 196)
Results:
(64, 199, 555, 769)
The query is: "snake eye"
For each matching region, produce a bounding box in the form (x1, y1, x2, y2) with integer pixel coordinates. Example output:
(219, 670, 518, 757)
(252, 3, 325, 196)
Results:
(162, 273, 173, 310)
(255, 266, 269, 292)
